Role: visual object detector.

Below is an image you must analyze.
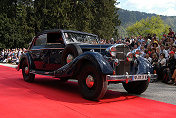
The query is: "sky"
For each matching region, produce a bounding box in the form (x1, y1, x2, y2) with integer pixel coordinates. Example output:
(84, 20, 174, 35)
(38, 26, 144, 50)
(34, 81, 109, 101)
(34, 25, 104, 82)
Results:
(117, 0, 176, 16)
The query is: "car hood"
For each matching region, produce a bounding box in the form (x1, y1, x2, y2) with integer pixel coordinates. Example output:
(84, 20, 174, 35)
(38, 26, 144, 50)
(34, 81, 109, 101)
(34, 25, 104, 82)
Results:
(68, 43, 129, 54)
(77, 43, 113, 50)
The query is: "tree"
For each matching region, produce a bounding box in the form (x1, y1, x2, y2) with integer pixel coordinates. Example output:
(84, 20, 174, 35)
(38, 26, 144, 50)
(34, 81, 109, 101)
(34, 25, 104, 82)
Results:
(34, 0, 120, 39)
(34, 0, 76, 33)
(0, 14, 10, 48)
(91, 0, 120, 40)
(127, 16, 170, 38)
(0, 0, 35, 48)
(16, 0, 35, 47)
(0, 0, 18, 18)
(0, 0, 120, 48)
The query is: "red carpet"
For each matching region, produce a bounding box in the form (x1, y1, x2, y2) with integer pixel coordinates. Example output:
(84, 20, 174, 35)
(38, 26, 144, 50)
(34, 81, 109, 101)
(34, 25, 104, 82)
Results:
(0, 65, 176, 118)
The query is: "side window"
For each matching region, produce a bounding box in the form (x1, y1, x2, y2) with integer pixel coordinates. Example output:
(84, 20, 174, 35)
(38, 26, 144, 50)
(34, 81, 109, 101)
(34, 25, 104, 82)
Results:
(64, 33, 74, 43)
(35, 34, 47, 46)
(47, 33, 64, 44)
(31, 34, 47, 49)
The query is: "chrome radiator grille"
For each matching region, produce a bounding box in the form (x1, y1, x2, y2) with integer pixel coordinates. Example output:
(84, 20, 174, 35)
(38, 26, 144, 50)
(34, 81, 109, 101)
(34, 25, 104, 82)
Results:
(116, 60, 130, 75)
(115, 45, 129, 60)
(114, 45, 130, 75)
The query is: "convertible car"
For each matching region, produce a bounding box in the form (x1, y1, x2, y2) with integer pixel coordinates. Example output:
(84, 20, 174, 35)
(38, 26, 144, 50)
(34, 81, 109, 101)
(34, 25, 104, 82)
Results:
(17, 29, 157, 100)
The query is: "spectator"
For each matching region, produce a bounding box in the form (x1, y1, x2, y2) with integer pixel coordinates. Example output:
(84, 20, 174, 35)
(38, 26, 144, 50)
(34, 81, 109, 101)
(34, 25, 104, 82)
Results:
(170, 45, 176, 59)
(172, 69, 176, 85)
(0, 48, 25, 64)
(157, 53, 167, 80)
(167, 51, 176, 84)
(160, 45, 169, 59)
(173, 37, 176, 46)
(151, 53, 158, 66)
(158, 53, 167, 67)
(156, 47, 160, 57)
(152, 41, 159, 49)
(145, 53, 152, 63)
(150, 48, 157, 57)
(168, 28, 174, 38)
(140, 46, 145, 57)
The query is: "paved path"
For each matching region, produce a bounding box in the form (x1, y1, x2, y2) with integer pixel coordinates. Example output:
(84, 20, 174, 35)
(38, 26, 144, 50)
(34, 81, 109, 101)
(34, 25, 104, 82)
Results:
(0, 63, 17, 68)
(109, 82, 176, 105)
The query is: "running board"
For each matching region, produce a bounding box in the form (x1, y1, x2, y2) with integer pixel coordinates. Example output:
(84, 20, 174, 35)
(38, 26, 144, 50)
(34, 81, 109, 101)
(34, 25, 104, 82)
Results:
(30, 70, 54, 76)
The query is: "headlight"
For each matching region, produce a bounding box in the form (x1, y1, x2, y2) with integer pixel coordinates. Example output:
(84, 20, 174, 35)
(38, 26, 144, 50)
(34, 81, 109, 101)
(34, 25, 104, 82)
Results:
(114, 59, 119, 66)
(126, 52, 133, 61)
(109, 47, 117, 57)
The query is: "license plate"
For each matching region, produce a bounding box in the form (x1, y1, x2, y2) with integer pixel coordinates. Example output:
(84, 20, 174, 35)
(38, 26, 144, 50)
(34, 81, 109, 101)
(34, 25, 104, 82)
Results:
(133, 75, 148, 81)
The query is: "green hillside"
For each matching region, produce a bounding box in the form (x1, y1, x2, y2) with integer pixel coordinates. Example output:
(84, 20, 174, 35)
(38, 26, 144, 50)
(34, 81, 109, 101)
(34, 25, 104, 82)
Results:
(117, 9, 176, 37)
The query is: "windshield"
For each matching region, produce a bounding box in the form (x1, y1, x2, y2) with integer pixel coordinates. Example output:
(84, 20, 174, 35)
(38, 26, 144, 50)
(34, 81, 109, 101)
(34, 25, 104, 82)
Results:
(63, 32, 98, 44)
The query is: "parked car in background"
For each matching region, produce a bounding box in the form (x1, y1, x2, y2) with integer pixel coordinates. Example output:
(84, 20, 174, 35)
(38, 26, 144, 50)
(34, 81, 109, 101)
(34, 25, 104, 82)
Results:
(17, 29, 157, 100)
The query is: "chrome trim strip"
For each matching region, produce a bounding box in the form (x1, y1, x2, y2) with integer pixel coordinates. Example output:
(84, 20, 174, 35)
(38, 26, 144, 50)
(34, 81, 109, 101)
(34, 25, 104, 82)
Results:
(30, 48, 64, 51)
(81, 47, 107, 50)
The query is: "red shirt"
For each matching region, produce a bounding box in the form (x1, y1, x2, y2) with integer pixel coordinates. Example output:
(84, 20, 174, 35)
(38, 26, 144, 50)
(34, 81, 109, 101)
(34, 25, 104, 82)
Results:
(168, 31, 174, 37)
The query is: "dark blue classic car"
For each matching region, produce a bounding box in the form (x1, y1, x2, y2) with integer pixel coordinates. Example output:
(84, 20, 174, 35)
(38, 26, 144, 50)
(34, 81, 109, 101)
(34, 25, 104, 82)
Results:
(17, 29, 157, 100)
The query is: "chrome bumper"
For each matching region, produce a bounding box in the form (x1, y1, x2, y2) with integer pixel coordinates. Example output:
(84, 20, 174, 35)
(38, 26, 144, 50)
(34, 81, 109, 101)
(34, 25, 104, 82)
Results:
(106, 73, 157, 83)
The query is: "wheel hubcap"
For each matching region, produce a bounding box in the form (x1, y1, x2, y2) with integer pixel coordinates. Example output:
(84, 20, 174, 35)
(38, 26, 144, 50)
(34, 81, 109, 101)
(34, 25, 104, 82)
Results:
(66, 54, 74, 63)
(86, 75, 94, 88)
(25, 67, 29, 75)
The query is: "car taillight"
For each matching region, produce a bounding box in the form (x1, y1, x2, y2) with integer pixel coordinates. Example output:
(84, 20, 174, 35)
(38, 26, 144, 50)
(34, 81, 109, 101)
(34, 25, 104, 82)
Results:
(110, 47, 117, 57)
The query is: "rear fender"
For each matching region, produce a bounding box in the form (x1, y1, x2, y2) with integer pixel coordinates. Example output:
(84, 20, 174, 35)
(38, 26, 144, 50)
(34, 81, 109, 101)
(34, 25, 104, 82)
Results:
(16, 53, 35, 71)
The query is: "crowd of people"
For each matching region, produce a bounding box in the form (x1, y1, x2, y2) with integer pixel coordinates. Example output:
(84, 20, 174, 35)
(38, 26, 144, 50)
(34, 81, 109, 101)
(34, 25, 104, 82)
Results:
(0, 48, 26, 65)
(0, 28, 176, 85)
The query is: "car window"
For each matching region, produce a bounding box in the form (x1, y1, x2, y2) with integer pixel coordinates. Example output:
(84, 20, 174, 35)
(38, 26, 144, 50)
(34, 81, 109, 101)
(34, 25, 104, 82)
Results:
(31, 34, 47, 49)
(47, 33, 64, 44)
(64, 33, 74, 43)
(35, 34, 47, 46)
(64, 32, 98, 44)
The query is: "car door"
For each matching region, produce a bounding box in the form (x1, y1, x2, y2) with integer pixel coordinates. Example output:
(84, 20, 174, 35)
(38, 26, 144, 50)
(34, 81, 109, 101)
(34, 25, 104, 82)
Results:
(44, 32, 65, 71)
(30, 34, 48, 70)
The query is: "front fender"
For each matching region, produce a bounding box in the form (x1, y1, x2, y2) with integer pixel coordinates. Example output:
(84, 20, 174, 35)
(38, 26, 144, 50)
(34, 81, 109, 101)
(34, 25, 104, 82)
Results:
(75, 52, 113, 75)
(137, 56, 153, 74)
(54, 52, 113, 77)
(16, 52, 34, 71)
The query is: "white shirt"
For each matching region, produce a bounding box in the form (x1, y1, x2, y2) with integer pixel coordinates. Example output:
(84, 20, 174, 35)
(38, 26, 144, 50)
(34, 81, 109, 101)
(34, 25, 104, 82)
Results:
(160, 49, 169, 59)
(146, 57, 152, 63)
(1, 51, 4, 57)
(158, 58, 166, 67)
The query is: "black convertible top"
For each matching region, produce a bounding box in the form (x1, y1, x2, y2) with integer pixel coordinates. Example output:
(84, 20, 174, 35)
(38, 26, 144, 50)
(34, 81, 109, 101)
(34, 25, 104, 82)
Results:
(36, 29, 98, 37)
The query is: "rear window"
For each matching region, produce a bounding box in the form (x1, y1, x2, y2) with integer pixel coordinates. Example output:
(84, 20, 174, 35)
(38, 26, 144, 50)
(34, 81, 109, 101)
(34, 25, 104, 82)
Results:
(47, 33, 63, 44)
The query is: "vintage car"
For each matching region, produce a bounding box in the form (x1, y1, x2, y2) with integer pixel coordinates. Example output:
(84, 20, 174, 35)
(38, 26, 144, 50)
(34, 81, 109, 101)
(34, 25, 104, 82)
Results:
(17, 29, 157, 100)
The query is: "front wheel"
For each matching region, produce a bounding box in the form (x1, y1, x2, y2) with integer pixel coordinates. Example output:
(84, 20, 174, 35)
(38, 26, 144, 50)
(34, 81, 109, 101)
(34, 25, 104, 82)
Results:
(78, 64, 108, 100)
(22, 59, 35, 82)
(122, 80, 149, 95)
